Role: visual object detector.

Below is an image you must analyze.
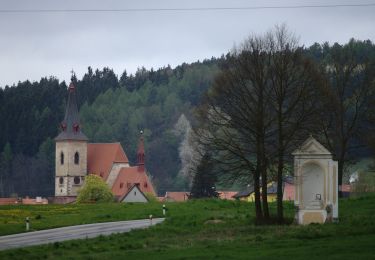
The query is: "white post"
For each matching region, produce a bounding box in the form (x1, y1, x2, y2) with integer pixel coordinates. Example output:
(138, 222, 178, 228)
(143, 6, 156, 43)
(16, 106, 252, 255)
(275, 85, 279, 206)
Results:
(149, 214, 153, 226)
(162, 204, 166, 216)
(26, 217, 30, 231)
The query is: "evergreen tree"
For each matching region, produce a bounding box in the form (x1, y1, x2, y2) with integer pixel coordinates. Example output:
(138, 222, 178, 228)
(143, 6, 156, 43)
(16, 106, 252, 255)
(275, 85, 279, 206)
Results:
(190, 153, 218, 199)
(0, 143, 12, 196)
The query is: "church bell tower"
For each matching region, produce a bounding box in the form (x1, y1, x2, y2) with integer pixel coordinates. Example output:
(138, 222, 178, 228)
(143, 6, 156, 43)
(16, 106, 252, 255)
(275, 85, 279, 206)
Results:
(54, 81, 88, 197)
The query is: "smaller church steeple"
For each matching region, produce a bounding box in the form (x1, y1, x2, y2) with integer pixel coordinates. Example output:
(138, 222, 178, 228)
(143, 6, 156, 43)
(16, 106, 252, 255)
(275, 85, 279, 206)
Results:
(137, 130, 145, 171)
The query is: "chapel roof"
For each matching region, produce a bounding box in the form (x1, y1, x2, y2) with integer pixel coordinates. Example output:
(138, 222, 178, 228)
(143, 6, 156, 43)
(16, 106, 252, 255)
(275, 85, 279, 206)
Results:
(87, 143, 129, 180)
(292, 136, 331, 156)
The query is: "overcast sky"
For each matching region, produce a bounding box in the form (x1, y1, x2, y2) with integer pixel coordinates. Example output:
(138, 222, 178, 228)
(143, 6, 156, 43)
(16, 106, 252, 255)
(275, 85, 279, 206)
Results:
(0, 0, 374, 87)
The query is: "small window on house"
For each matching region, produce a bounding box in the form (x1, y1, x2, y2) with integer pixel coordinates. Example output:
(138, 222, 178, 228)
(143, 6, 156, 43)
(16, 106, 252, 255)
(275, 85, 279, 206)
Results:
(74, 176, 80, 185)
(120, 183, 124, 189)
(74, 152, 79, 165)
(59, 177, 64, 185)
(134, 191, 136, 196)
(60, 152, 64, 165)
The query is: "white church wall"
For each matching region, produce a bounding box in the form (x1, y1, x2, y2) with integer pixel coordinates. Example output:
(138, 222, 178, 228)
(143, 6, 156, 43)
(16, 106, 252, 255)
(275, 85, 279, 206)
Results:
(106, 162, 130, 188)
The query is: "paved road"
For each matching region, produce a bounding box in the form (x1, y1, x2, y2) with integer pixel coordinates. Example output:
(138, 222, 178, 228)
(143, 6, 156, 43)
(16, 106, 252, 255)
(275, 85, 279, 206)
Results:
(0, 218, 165, 250)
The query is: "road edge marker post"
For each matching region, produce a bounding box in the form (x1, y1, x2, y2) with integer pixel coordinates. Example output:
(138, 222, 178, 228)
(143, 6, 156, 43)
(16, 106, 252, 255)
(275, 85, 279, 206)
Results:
(26, 217, 30, 231)
(163, 204, 166, 216)
(149, 214, 153, 226)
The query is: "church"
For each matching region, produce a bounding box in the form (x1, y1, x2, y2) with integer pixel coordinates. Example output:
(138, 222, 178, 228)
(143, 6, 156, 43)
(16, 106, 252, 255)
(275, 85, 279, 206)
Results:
(54, 82, 156, 202)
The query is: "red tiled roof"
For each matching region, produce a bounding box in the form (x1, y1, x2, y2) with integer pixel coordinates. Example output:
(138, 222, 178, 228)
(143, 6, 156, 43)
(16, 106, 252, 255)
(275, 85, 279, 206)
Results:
(340, 184, 352, 192)
(218, 191, 237, 200)
(87, 143, 129, 180)
(0, 198, 17, 205)
(112, 166, 156, 198)
(164, 192, 190, 202)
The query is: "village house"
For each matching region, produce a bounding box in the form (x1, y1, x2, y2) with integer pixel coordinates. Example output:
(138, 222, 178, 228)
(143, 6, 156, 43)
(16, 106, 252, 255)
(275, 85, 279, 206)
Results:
(53, 82, 155, 203)
(234, 182, 278, 202)
(161, 191, 190, 202)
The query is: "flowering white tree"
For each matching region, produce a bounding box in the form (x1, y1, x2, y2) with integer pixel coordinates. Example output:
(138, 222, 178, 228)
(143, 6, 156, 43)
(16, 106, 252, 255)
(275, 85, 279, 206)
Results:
(173, 114, 203, 186)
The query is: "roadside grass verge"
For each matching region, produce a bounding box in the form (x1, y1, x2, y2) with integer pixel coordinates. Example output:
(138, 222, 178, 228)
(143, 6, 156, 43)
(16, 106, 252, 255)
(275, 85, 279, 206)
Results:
(0, 203, 164, 236)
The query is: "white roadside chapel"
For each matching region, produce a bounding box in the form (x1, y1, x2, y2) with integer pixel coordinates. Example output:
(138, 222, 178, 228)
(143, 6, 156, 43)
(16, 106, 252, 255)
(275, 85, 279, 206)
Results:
(293, 136, 338, 225)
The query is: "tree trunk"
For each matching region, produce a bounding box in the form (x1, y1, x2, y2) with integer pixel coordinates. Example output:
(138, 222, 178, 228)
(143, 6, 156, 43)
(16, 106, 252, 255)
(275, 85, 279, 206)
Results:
(338, 157, 344, 198)
(254, 136, 264, 222)
(261, 161, 269, 220)
(276, 109, 284, 223)
(253, 169, 263, 221)
(277, 153, 284, 223)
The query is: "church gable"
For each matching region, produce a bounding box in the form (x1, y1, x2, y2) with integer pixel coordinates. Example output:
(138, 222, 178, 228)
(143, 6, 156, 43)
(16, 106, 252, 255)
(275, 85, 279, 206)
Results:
(292, 136, 331, 156)
(112, 166, 156, 198)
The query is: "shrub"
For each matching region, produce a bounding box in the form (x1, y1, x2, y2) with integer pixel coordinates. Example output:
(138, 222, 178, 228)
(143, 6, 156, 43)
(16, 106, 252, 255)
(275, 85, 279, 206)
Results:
(76, 175, 114, 203)
(144, 192, 159, 202)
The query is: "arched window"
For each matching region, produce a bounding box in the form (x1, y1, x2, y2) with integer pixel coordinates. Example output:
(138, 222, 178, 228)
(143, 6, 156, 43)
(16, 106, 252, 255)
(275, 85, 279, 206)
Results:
(59, 177, 64, 185)
(74, 152, 79, 165)
(60, 152, 64, 165)
(74, 176, 80, 185)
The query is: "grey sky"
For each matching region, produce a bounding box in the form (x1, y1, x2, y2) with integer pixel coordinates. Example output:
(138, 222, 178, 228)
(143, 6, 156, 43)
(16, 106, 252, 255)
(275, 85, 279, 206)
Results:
(0, 0, 374, 87)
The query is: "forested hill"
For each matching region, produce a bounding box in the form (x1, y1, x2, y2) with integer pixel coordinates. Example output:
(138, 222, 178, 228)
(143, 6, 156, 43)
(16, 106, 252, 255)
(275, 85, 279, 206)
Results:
(0, 38, 374, 197)
(0, 58, 220, 197)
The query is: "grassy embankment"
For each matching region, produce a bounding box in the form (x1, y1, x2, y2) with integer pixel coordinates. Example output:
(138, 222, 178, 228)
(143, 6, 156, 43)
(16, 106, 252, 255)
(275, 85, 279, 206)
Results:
(0, 195, 375, 259)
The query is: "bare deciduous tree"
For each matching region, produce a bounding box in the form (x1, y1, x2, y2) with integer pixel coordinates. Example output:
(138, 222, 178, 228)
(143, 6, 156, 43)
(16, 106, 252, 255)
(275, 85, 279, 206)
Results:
(197, 25, 323, 223)
(319, 39, 375, 197)
(267, 25, 323, 223)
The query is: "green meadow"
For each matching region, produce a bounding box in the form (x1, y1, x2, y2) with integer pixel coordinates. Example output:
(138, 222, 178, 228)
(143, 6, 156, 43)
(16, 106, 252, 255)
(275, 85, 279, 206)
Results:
(0, 195, 375, 259)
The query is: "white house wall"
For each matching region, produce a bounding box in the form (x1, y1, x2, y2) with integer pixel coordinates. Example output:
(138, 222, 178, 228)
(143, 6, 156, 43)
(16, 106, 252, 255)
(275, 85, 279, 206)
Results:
(122, 187, 148, 203)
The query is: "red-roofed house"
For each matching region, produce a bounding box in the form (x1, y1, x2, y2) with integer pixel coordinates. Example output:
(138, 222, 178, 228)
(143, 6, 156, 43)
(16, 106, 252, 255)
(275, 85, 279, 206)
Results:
(54, 82, 155, 202)
(283, 176, 295, 201)
(162, 192, 190, 202)
(218, 191, 237, 200)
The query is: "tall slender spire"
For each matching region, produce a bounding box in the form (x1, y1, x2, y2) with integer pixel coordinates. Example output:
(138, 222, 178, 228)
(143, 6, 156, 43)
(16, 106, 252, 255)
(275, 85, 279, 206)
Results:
(55, 82, 88, 141)
(137, 130, 145, 171)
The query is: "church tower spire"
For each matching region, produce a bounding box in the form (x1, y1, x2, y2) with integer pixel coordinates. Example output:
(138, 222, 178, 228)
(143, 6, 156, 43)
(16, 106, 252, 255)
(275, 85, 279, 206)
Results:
(55, 82, 88, 141)
(137, 130, 145, 171)
(55, 81, 88, 197)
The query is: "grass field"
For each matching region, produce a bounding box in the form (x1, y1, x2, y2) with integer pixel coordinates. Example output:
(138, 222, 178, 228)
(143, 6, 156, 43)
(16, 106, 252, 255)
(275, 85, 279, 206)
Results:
(0, 195, 375, 259)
